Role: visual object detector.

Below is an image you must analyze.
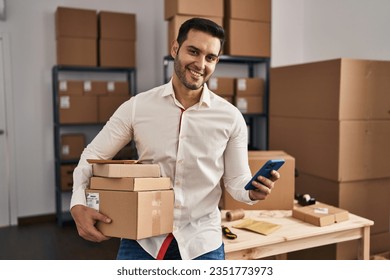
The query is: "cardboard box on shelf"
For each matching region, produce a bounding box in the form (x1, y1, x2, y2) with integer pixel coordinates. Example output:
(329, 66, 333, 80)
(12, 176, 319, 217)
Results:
(86, 189, 174, 240)
(59, 94, 98, 124)
(220, 150, 295, 210)
(55, 7, 97, 38)
(106, 81, 130, 95)
(60, 164, 76, 191)
(98, 11, 136, 41)
(167, 15, 223, 50)
(207, 77, 235, 97)
(225, 0, 271, 22)
(235, 96, 264, 114)
(83, 81, 107, 95)
(56, 37, 97, 66)
(99, 39, 136, 67)
(90, 176, 171, 192)
(235, 78, 264, 96)
(97, 95, 129, 123)
(224, 19, 270, 57)
(269, 117, 390, 182)
(270, 58, 390, 120)
(89, 159, 161, 178)
(58, 80, 84, 95)
(60, 133, 85, 160)
(292, 202, 349, 227)
(164, 0, 223, 20)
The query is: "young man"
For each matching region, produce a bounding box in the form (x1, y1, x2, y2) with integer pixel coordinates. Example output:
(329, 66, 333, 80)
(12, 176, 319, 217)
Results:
(70, 18, 280, 260)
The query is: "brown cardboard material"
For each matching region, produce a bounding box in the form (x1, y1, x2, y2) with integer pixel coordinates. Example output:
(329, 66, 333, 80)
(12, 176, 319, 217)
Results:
(164, 0, 223, 20)
(269, 117, 390, 181)
(60, 164, 76, 191)
(225, 0, 271, 22)
(90, 177, 171, 191)
(98, 11, 136, 41)
(292, 202, 349, 227)
(97, 95, 129, 123)
(83, 81, 107, 95)
(220, 150, 295, 210)
(90, 160, 161, 178)
(86, 189, 174, 240)
(106, 81, 130, 95)
(59, 94, 98, 124)
(207, 77, 235, 97)
(225, 19, 270, 57)
(99, 39, 136, 67)
(55, 7, 97, 38)
(60, 134, 85, 160)
(235, 96, 264, 114)
(235, 78, 265, 96)
(296, 172, 390, 234)
(56, 37, 97, 66)
(167, 15, 223, 50)
(270, 58, 390, 120)
(58, 80, 84, 95)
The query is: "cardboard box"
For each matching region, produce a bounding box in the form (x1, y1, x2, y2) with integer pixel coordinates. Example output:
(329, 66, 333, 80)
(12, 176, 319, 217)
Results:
(167, 15, 223, 50)
(55, 7, 97, 38)
(83, 81, 107, 95)
(58, 80, 84, 95)
(99, 39, 136, 67)
(98, 11, 136, 41)
(225, 19, 270, 57)
(106, 81, 130, 95)
(235, 78, 264, 96)
(220, 150, 295, 210)
(296, 172, 390, 234)
(292, 202, 349, 227)
(235, 96, 264, 114)
(269, 117, 390, 181)
(98, 95, 129, 123)
(90, 176, 171, 191)
(59, 94, 98, 124)
(60, 134, 85, 160)
(56, 37, 97, 66)
(90, 160, 161, 178)
(164, 0, 223, 20)
(60, 164, 76, 191)
(225, 0, 271, 22)
(86, 189, 174, 240)
(270, 58, 390, 120)
(207, 77, 235, 97)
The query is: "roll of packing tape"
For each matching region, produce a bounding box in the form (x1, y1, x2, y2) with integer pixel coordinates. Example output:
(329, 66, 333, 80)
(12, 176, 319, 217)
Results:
(226, 209, 245, 221)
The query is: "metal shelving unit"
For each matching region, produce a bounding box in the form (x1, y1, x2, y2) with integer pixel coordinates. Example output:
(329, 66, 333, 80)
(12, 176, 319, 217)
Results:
(163, 55, 271, 150)
(52, 65, 137, 226)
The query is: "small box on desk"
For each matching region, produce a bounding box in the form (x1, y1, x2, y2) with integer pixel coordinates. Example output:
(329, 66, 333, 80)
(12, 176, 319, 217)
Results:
(293, 202, 349, 227)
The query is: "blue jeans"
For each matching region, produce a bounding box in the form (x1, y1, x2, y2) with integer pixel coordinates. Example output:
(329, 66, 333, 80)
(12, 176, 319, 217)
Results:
(116, 237, 225, 260)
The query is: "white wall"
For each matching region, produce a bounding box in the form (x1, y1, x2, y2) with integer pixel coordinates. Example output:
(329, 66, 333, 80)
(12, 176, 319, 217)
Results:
(1, 0, 390, 220)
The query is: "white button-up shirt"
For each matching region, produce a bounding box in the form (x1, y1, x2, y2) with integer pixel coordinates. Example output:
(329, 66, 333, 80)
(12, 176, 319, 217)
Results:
(70, 80, 254, 260)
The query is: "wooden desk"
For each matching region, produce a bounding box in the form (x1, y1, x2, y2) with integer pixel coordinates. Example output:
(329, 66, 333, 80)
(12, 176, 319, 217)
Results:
(222, 210, 374, 260)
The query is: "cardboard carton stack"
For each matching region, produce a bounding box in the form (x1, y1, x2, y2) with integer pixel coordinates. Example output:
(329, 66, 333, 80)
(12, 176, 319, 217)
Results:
(86, 160, 174, 240)
(269, 58, 390, 259)
(224, 0, 271, 57)
(220, 150, 295, 211)
(55, 7, 98, 66)
(98, 11, 136, 67)
(164, 0, 224, 51)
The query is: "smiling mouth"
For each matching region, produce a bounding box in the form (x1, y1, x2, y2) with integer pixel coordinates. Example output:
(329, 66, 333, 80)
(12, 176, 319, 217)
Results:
(189, 69, 203, 78)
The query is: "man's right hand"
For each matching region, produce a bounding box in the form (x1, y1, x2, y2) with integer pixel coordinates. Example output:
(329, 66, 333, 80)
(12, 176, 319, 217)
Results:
(70, 205, 112, 242)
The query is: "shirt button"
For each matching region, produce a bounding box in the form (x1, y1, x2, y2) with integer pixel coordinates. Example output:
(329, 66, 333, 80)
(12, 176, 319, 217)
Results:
(178, 159, 184, 164)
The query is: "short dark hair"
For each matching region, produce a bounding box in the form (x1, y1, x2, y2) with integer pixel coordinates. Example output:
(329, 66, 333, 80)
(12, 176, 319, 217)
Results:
(176, 17, 225, 53)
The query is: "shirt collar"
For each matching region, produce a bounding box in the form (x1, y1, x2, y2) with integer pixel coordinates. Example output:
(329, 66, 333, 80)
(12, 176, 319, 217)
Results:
(162, 79, 211, 109)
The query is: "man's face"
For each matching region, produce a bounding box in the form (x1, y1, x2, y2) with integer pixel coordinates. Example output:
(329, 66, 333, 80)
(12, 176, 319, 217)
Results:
(172, 29, 221, 90)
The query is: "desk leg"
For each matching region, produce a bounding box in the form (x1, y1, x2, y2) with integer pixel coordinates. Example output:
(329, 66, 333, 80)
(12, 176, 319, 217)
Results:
(359, 226, 371, 260)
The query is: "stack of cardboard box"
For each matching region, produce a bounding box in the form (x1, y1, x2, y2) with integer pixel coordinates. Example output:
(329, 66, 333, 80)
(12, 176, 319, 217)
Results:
(269, 58, 390, 259)
(55, 7, 98, 66)
(224, 0, 271, 57)
(98, 11, 136, 67)
(86, 160, 174, 240)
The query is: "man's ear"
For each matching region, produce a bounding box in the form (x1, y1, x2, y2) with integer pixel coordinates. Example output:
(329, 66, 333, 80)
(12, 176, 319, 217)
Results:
(171, 41, 179, 58)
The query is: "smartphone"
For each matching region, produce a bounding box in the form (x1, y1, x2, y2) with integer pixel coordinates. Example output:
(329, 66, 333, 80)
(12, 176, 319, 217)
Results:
(244, 159, 285, 190)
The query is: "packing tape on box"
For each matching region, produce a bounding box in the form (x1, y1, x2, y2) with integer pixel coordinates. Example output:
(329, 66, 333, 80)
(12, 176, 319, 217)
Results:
(226, 208, 245, 221)
(151, 192, 162, 237)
